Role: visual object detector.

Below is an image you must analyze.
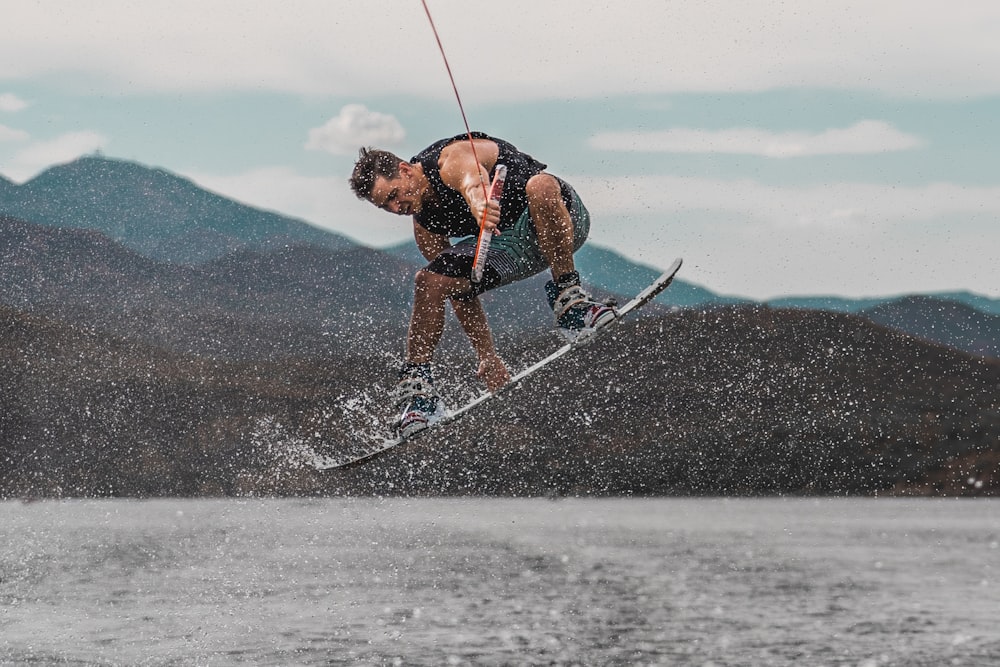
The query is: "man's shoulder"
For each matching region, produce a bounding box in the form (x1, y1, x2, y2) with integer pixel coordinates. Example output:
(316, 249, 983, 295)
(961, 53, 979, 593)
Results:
(439, 135, 496, 159)
(413, 133, 475, 159)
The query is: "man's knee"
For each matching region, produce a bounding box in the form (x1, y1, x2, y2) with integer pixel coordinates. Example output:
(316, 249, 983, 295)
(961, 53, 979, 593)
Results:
(525, 173, 563, 206)
(527, 174, 572, 240)
(414, 268, 443, 292)
(415, 268, 469, 298)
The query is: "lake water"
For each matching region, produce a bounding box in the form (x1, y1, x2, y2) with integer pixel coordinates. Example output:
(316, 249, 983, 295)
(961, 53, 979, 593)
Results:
(1, 498, 998, 666)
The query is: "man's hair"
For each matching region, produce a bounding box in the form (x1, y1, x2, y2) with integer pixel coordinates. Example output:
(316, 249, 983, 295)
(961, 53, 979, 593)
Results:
(349, 147, 405, 200)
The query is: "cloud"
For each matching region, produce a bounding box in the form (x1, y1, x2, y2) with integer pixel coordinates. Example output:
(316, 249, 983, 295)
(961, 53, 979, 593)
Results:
(590, 121, 923, 157)
(570, 174, 1000, 299)
(0, 93, 29, 113)
(305, 104, 406, 156)
(0, 1, 999, 99)
(0, 124, 29, 143)
(571, 174, 1000, 230)
(3, 131, 108, 182)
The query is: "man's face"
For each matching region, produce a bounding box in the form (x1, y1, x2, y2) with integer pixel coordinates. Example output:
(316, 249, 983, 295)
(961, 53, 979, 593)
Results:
(369, 164, 423, 216)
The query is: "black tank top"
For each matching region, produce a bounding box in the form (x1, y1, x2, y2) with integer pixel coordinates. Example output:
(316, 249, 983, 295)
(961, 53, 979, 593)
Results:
(411, 132, 547, 238)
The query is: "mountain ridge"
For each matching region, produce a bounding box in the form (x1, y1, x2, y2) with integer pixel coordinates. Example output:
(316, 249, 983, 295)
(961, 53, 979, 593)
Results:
(3, 155, 997, 317)
(0, 156, 355, 263)
(769, 291, 1000, 316)
(862, 295, 1000, 359)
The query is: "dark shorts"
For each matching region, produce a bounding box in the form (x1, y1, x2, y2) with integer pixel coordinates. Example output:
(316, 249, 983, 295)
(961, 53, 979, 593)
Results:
(425, 178, 590, 298)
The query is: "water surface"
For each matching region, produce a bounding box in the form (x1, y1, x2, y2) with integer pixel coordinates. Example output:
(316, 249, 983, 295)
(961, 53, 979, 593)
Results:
(2, 498, 998, 665)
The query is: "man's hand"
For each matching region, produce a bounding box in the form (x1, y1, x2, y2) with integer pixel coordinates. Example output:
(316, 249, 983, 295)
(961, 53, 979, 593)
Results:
(477, 354, 511, 393)
(476, 197, 501, 234)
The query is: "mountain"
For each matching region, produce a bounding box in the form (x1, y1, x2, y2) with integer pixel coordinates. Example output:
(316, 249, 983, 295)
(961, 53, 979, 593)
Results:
(861, 296, 1000, 359)
(930, 291, 1000, 317)
(572, 244, 746, 308)
(0, 213, 579, 364)
(767, 295, 891, 313)
(768, 293, 1000, 359)
(0, 214, 419, 361)
(0, 156, 355, 263)
(770, 291, 1000, 316)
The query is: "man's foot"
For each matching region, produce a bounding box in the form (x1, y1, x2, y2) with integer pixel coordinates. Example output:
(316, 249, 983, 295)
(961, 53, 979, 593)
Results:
(545, 271, 618, 343)
(392, 362, 447, 438)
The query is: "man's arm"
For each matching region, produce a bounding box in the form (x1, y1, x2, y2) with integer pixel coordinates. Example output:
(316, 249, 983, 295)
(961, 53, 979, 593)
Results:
(412, 220, 510, 391)
(411, 223, 489, 350)
(450, 298, 510, 392)
(437, 140, 501, 233)
(413, 222, 451, 262)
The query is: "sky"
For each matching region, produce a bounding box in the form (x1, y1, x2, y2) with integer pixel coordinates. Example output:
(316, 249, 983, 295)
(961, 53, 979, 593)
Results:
(1, 0, 999, 301)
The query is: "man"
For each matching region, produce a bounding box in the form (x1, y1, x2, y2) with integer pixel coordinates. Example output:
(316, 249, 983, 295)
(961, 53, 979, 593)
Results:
(350, 132, 615, 436)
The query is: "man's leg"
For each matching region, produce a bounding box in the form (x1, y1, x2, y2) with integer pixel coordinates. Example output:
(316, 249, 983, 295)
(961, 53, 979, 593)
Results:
(525, 173, 576, 280)
(524, 173, 617, 341)
(394, 269, 469, 437)
(408, 269, 469, 363)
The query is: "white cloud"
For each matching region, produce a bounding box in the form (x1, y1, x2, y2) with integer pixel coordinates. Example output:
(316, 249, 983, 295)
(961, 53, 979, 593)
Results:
(590, 121, 923, 157)
(0, 1, 998, 99)
(0, 124, 29, 142)
(185, 165, 412, 246)
(570, 174, 1000, 299)
(3, 131, 108, 182)
(0, 93, 29, 112)
(571, 174, 1000, 225)
(305, 104, 406, 156)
